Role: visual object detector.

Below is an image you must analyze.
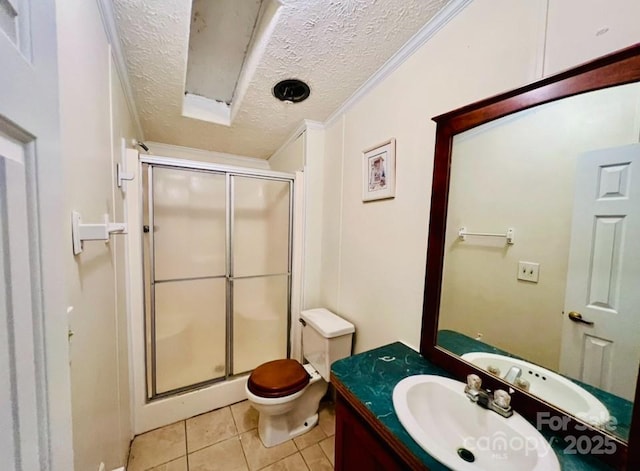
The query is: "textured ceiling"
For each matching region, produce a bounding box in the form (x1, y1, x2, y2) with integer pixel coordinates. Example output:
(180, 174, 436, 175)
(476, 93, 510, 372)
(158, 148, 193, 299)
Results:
(114, 0, 451, 158)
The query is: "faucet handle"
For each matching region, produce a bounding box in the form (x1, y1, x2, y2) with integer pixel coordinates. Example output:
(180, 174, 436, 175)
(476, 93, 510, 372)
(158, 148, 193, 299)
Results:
(493, 389, 511, 409)
(515, 377, 530, 391)
(466, 374, 482, 391)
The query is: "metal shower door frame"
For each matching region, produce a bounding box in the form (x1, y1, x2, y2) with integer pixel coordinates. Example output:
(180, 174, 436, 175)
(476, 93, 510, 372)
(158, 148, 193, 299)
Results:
(141, 156, 294, 401)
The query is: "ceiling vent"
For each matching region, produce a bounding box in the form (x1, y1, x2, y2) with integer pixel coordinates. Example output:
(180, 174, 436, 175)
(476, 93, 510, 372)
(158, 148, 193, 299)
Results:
(273, 79, 310, 103)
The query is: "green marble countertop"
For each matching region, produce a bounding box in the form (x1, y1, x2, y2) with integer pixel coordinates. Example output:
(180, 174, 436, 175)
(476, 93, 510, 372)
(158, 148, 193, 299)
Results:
(331, 341, 616, 471)
(438, 329, 633, 441)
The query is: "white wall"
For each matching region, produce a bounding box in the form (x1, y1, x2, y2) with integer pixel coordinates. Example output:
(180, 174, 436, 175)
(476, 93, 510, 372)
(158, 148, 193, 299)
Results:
(56, 1, 138, 469)
(317, 0, 640, 354)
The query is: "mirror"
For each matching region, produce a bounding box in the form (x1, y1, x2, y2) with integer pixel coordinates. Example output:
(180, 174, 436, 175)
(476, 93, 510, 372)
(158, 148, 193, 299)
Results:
(421, 44, 640, 468)
(440, 80, 640, 442)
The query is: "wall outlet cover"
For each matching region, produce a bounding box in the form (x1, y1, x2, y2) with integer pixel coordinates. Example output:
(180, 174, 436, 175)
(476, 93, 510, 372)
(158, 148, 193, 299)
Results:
(517, 261, 540, 283)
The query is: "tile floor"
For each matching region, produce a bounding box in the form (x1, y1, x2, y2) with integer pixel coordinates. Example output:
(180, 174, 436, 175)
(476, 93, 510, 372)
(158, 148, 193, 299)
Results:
(127, 401, 335, 471)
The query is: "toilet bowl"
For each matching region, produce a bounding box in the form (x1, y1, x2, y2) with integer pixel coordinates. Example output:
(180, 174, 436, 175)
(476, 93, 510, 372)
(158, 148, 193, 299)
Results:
(245, 308, 355, 447)
(246, 362, 327, 447)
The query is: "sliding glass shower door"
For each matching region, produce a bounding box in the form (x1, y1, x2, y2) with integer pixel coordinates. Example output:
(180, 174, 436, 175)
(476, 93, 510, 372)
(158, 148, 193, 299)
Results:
(143, 164, 292, 400)
(231, 176, 291, 374)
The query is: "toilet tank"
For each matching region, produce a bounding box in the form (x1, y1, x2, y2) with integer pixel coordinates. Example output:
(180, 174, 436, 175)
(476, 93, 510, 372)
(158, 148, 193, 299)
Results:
(300, 308, 355, 381)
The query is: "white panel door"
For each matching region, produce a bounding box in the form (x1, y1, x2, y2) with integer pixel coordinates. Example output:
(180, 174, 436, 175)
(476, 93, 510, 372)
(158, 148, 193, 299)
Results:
(560, 144, 640, 402)
(0, 0, 73, 470)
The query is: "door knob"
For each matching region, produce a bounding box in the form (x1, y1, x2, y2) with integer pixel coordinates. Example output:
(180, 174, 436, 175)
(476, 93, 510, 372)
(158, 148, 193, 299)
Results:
(568, 311, 594, 326)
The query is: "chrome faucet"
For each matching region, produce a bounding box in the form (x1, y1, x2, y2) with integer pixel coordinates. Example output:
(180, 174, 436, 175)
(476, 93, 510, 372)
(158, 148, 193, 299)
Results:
(504, 366, 522, 384)
(465, 374, 513, 418)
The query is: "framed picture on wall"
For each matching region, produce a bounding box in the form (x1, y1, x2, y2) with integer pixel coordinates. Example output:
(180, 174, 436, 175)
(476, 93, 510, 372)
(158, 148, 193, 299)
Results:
(362, 138, 396, 202)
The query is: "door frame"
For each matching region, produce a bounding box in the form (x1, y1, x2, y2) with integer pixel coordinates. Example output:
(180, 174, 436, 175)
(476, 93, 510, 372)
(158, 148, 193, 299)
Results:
(0, 0, 74, 467)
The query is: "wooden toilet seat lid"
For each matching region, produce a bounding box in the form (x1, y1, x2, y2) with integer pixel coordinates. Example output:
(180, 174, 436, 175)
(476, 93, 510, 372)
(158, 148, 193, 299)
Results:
(248, 359, 310, 398)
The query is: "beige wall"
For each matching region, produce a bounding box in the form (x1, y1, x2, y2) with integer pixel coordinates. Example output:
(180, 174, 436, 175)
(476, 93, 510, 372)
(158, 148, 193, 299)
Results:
(111, 56, 137, 463)
(267, 126, 327, 310)
(269, 132, 305, 172)
(57, 1, 138, 469)
(440, 83, 640, 370)
(317, 0, 640, 354)
(301, 127, 326, 309)
(319, 119, 345, 312)
(545, 0, 640, 75)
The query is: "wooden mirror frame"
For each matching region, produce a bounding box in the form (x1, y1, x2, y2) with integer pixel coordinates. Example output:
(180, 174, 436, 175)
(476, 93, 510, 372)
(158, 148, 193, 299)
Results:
(420, 43, 640, 470)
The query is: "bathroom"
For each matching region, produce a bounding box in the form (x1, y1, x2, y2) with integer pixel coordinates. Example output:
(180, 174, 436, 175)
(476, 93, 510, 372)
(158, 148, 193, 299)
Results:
(1, 0, 639, 470)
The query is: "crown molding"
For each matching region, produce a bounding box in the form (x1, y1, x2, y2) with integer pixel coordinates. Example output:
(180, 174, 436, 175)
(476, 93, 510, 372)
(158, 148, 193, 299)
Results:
(303, 119, 325, 131)
(324, 0, 472, 127)
(96, 0, 145, 139)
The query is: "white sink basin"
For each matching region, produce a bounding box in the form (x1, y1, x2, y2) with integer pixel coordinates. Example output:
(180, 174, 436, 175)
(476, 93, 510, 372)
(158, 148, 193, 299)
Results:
(393, 375, 559, 471)
(461, 352, 609, 427)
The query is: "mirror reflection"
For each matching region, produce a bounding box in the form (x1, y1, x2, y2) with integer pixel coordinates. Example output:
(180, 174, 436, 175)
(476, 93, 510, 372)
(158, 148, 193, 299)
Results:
(436, 81, 640, 442)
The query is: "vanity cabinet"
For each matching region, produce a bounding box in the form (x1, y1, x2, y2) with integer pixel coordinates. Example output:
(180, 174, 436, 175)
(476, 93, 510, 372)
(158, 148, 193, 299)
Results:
(331, 342, 623, 471)
(334, 384, 429, 471)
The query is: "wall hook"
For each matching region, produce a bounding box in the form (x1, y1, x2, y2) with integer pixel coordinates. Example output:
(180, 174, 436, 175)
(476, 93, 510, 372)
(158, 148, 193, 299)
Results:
(117, 138, 136, 193)
(72, 211, 127, 255)
(117, 163, 135, 188)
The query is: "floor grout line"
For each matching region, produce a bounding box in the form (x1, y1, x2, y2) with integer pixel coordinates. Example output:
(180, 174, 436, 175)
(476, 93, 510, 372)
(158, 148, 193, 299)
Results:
(299, 451, 312, 471)
(236, 425, 251, 471)
(239, 442, 251, 471)
(318, 436, 334, 465)
(229, 404, 240, 433)
(128, 401, 335, 471)
(184, 420, 188, 471)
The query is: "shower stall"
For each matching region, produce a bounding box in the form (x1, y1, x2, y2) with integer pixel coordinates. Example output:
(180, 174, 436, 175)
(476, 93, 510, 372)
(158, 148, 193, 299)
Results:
(127, 153, 297, 430)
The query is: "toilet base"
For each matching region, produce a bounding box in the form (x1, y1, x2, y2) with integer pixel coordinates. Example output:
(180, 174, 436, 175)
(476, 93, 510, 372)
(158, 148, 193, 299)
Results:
(259, 412, 319, 448)
(289, 413, 318, 439)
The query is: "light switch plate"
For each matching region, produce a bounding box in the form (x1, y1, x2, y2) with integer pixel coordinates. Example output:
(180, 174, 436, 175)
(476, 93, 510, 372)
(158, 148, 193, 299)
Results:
(518, 261, 540, 282)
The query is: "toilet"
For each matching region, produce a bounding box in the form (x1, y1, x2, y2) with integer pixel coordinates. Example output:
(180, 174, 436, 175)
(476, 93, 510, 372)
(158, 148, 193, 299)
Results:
(245, 308, 355, 447)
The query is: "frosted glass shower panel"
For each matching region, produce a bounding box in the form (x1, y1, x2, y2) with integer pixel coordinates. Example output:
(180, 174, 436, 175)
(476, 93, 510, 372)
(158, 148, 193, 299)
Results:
(233, 177, 290, 276)
(154, 278, 226, 394)
(153, 168, 226, 280)
(233, 275, 289, 374)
